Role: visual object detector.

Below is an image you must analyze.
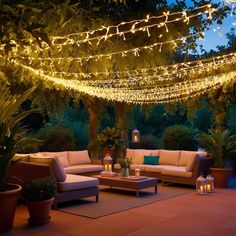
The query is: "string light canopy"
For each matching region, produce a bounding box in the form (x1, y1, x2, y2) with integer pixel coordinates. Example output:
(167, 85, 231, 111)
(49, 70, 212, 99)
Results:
(2, 3, 236, 105)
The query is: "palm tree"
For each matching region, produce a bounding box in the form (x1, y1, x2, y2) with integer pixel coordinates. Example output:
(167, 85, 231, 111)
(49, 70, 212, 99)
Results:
(196, 129, 236, 168)
(0, 85, 41, 191)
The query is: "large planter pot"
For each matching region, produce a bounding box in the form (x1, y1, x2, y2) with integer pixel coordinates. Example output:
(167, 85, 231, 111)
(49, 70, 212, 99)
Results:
(26, 198, 54, 226)
(210, 167, 233, 188)
(0, 184, 22, 233)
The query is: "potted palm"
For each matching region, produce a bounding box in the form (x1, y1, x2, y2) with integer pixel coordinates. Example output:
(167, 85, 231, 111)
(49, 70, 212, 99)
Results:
(22, 177, 56, 225)
(0, 85, 40, 233)
(97, 126, 123, 160)
(196, 129, 236, 188)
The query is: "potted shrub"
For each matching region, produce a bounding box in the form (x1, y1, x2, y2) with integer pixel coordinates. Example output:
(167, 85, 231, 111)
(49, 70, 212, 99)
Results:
(97, 127, 123, 160)
(0, 85, 40, 233)
(22, 177, 56, 226)
(196, 129, 236, 188)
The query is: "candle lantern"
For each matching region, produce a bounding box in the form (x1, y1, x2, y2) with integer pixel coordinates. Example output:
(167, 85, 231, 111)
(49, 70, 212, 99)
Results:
(103, 154, 113, 172)
(206, 175, 214, 193)
(135, 166, 140, 178)
(196, 175, 207, 195)
(132, 128, 140, 143)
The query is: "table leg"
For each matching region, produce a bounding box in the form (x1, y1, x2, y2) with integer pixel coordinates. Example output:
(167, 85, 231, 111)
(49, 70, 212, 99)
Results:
(155, 185, 158, 194)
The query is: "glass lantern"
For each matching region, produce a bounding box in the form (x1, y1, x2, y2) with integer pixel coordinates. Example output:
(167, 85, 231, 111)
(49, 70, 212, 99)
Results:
(196, 175, 207, 195)
(103, 154, 113, 172)
(132, 128, 140, 142)
(206, 175, 214, 193)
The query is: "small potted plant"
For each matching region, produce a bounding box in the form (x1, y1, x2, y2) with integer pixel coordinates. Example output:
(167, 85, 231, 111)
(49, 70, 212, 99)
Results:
(196, 129, 236, 188)
(119, 157, 132, 177)
(22, 177, 56, 225)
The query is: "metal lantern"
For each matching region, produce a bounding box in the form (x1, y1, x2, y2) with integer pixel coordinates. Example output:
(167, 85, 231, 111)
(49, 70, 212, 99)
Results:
(103, 154, 113, 172)
(196, 175, 207, 195)
(132, 128, 140, 142)
(206, 175, 214, 193)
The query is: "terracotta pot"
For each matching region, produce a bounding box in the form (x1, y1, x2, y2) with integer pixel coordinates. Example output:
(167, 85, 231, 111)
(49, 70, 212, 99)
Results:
(210, 167, 232, 188)
(0, 184, 22, 233)
(27, 198, 54, 226)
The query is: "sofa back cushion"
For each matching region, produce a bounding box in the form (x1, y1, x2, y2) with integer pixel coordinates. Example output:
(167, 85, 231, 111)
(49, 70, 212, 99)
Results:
(179, 151, 198, 166)
(159, 150, 180, 166)
(185, 155, 197, 172)
(68, 150, 91, 165)
(126, 149, 152, 164)
(151, 150, 160, 156)
(43, 151, 70, 168)
(29, 156, 66, 182)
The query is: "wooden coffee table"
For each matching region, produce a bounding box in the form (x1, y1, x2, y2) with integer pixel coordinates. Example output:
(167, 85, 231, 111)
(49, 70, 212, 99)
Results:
(93, 175, 158, 197)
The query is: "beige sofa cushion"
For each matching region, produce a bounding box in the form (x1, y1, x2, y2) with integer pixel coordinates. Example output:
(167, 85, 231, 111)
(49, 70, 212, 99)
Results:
(159, 150, 180, 166)
(29, 156, 66, 182)
(179, 151, 197, 166)
(42, 151, 70, 168)
(126, 149, 152, 164)
(64, 164, 103, 175)
(186, 155, 197, 172)
(58, 174, 98, 192)
(68, 150, 91, 165)
(151, 150, 160, 156)
(113, 164, 146, 171)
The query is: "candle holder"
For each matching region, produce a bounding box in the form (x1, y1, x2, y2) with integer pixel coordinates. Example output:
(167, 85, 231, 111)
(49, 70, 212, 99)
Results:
(206, 175, 214, 193)
(103, 154, 113, 172)
(135, 166, 140, 178)
(196, 175, 207, 195)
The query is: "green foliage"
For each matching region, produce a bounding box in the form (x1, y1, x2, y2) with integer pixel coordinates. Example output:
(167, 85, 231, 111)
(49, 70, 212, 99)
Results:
(0, 85, 41, 191)
(196, 129, 236, 168)
(119, 157, 132, 169)
(97, 126, 123, 151)
(22, 177, 56, 201)
(162, 125, 196, 150)
(36, 126, 76, 152)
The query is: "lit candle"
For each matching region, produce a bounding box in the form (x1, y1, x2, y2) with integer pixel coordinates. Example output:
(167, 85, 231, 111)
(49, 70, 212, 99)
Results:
(134, 135, 138, 142)
(108, 164, 112, 172)
(207, 184, 211, 192)
(199, 185, 204, 193)
(105, 164, 108, 171)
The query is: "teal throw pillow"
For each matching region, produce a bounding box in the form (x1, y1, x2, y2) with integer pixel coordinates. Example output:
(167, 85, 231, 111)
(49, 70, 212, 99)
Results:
(144, 155, 159, 165)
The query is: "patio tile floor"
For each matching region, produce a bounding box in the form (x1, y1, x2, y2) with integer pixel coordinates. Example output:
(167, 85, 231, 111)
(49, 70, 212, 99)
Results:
(3, 176, 236, 236)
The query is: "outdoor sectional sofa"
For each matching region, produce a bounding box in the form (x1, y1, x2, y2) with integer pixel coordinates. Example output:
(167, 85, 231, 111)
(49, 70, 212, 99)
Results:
(114, 149, 212, 185)
(10, 150, 104, 208)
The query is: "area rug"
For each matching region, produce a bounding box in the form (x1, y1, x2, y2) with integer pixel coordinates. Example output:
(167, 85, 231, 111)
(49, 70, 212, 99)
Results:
(58, 185, 194, 218)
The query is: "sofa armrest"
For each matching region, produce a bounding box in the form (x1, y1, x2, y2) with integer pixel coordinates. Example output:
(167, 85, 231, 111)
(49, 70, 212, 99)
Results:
(91, 159, 102, 165)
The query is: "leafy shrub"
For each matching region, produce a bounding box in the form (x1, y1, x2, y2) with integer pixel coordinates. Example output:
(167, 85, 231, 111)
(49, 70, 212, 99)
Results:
(22, 177, 56, 201)
(36, 126, 76, 151)
(162, 125, 196, 150)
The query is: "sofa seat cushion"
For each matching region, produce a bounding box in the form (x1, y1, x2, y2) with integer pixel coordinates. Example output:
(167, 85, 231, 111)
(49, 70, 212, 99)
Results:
(58, 175, 99, 192)
(159, 150, 180, 166)
(64, 164, 103, 174)
(144, 165, 172, 173)
(161, 169, 193, 178)
(68, 150, 91, 165)
(113, 164, 146, 171)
